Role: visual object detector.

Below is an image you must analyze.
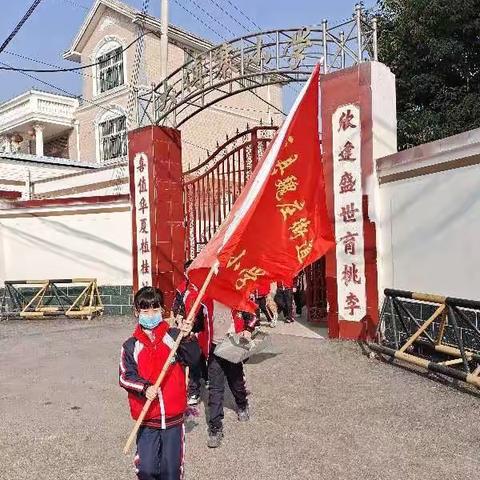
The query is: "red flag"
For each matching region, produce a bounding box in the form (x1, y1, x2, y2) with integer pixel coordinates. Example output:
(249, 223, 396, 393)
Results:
(189, 64, 334, 312)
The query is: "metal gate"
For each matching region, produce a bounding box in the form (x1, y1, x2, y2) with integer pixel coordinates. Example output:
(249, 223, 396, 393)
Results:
(183, 125, 276, 258)
(183, 125, 327, 323)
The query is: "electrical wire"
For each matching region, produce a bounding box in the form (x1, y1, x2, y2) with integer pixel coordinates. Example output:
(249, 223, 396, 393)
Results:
(0, 0, 44, 54)
(170, 0, 286, 116)
(171, 0, 225, 41)
(0, 31, 152, 73)
(207, 0, 251, 32)
(0, 59, 127, 121)
(184, 0, 236, 38)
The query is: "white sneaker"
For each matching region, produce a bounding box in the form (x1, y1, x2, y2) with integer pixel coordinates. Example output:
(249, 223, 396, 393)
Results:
(187, 394, 199, 406)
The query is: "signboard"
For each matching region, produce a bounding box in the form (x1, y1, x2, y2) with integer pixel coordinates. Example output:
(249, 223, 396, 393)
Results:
(332, 104, 366, 321)
(133, 152, 152, 288)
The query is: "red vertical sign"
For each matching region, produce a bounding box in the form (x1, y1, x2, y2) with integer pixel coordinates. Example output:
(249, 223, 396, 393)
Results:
(128, 126, 185, 312)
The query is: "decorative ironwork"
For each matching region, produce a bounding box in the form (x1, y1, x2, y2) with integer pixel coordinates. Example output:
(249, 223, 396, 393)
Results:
(183, 125, 276, 258)
(138, 5, 377, 127)
(304, 257, 327, 323)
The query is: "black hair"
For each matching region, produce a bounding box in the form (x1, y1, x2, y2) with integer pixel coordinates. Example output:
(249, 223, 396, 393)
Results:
(134, 286, 164, 310)
(184, 259, 193, 271)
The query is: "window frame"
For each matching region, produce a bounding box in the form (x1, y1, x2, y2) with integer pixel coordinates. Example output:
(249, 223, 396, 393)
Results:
(93, 38, 126, 97)
(97, 111, 127, 163)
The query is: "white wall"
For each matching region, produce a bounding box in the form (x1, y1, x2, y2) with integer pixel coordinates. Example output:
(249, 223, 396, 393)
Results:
(379, 163, 480, 299)
(0, 203, 132, 285)
(33, 164, 129, 198)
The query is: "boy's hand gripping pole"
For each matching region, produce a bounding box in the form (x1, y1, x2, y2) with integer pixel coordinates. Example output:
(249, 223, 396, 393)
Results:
(123, 265, 216, 454)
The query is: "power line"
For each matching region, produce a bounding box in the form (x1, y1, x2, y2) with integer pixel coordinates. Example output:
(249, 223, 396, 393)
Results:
(172, 0, 225, 41)
(216, 0, 302, 97)
(207, 0, 251, 32)
(221, 0, 262, 30)
(0, 59, 125, 120)
(0, 0, 44, 54)
(184, 0, 236, 38)
(169, 0, 286, 116)
(3, 49, 98, 81)
(0, 32, 152, 73)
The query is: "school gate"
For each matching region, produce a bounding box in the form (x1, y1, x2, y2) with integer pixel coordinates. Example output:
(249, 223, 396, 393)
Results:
(127, 7, 397, 339)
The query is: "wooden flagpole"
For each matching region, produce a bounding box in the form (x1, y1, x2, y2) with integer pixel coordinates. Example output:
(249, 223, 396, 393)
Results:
(123, 264, 217, 454)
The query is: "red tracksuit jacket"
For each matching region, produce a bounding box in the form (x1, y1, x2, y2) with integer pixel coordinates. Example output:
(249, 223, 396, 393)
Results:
(119, 322, 200, 429)
(182, 286, 255, 356)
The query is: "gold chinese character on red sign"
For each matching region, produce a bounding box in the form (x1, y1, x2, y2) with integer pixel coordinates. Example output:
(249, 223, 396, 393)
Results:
(295, 240, 313, 264)
(226, 249, 247, 272)
(271, 154, 298, 176)
(289, 217, 311, 240)
(276, 200, 305, 221)
(235, 266, 266, 290)
(275, 175, 299, 201)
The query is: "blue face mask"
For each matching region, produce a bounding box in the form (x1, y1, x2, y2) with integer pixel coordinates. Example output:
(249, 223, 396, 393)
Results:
(138, 312, 163, 330)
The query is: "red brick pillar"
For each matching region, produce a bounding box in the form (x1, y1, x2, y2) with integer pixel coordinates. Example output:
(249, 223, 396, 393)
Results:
(128, 126, 185, 313)
(320, 62, 397, 340)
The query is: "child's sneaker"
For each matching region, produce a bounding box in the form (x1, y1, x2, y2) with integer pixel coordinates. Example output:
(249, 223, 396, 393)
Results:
(237, 407, 250, 422)
(187, 394, 199, 406)
(207, 429, 223, 448)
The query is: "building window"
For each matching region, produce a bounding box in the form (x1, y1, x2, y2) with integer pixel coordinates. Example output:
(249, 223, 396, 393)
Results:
(99, 115, 127, 162)
(96, 44, 124, 94)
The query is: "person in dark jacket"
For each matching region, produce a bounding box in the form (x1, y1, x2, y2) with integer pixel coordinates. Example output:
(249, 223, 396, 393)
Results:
(274, 279, 295, 323)
(203, 303, 256, 448)
(254, 282, 276, 327)
(293, 272, 306, 317)
(171, 260, 194, 317)
(119, 286, 200, 480)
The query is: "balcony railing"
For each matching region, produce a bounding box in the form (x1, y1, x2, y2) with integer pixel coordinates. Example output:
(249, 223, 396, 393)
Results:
(0, 90, 79, 133)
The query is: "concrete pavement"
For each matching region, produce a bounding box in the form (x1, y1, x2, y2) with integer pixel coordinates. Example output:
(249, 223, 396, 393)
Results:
(0, 316, 478, 480)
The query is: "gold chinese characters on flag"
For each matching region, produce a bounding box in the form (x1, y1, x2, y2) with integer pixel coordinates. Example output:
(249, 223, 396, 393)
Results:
(189, 64, 335, 312)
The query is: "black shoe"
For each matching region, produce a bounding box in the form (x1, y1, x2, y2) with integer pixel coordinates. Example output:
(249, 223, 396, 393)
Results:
(207, 429, 223, 448)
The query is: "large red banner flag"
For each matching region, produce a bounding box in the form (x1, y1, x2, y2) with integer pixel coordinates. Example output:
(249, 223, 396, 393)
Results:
(189, 64, 334, 312)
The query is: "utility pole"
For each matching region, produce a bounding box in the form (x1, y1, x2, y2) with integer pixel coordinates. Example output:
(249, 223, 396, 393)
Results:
(160, 0, 169, 82)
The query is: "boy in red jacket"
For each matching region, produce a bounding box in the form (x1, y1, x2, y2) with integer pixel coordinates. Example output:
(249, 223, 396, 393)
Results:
(119, 286, 200, 480)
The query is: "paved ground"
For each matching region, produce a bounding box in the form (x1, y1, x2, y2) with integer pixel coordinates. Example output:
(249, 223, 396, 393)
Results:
(1, 316, 479, 480)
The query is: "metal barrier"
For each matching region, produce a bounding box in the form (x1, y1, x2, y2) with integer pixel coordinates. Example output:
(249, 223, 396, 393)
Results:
(368, 289, 480, 389)
(0, 278, 104, 320)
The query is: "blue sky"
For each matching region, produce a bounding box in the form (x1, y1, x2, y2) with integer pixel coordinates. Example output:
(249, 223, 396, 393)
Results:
(0, 0, 375, 104)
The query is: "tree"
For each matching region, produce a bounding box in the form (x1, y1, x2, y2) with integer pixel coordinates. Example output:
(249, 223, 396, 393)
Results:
(373, 0, 480, 150)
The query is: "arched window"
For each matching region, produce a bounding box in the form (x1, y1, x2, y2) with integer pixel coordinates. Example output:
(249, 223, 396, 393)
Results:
(97, 108, 127, 162)
(95, 39, 125, 95)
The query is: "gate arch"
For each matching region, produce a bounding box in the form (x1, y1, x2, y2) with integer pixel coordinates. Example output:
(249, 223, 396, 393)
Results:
(137, 5, 377, 128)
